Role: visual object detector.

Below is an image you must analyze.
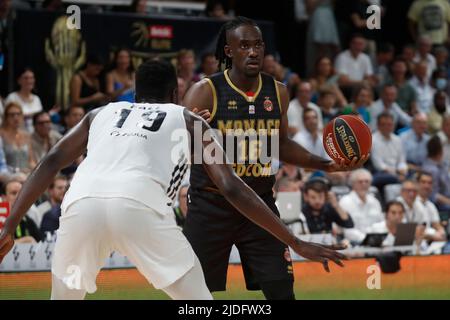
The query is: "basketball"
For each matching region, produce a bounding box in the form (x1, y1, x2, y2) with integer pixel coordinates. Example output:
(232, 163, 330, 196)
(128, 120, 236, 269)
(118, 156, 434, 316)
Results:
(323, 115, 372, 164)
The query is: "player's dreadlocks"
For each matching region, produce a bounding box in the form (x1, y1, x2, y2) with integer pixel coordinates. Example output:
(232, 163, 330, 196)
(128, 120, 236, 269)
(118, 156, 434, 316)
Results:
(215, 16, 258, 71)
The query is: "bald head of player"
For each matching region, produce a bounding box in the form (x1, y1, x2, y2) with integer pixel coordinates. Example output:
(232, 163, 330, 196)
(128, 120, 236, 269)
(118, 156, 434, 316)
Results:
(215, 16, 265, 78)
(135, 59, 178, 104)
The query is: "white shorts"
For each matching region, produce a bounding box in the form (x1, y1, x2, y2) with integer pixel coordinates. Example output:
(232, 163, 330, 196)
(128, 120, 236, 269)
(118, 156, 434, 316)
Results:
(52, 197, 195, 293)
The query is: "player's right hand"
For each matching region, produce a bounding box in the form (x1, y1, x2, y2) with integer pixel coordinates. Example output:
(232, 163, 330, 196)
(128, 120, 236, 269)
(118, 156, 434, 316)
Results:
(291, 238, 348, 272)
(0, 231, 14, 264)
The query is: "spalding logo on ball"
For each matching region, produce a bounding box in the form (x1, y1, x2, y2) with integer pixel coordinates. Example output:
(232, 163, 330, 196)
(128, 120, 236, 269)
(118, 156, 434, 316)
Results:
(323, 115, 372, 164)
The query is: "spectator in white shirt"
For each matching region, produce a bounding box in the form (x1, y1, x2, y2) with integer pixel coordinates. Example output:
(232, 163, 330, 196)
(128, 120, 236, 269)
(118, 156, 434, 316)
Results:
(417, 172, 447, 241)
(293, 108, 329, 159)
(5, 68, 43, 132)
(335, 34, 375, 88)
(400, 113, 430, 171)
(437, 115, 450, 163)
(369, 84, 412, 131)
(287, 81, 323, 135)
(396, 180, 426, 224)
(412, 35, 437, 79)
(340, 169, 384, 244)
(409, 60, 435, 114)
(365, 200, 407, 247)
(371, 112, 408, 200)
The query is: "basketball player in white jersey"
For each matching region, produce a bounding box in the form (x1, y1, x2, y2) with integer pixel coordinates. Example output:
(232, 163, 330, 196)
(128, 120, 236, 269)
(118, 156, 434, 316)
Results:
(0, 60, 347, 300)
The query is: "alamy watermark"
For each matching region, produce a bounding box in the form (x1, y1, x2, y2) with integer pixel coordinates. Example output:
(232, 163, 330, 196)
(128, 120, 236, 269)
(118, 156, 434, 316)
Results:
(366, 264, 381, 290)
(66, 5, 81, 30)
(366, 5, 381, 30)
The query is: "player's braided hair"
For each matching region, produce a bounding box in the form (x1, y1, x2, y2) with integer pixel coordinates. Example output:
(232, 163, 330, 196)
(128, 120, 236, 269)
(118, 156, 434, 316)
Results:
(215, 16, 258, 71)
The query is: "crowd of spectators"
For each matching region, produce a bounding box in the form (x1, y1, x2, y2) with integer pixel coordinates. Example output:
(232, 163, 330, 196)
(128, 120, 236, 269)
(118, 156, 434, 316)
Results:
(0, 0, 449, 252)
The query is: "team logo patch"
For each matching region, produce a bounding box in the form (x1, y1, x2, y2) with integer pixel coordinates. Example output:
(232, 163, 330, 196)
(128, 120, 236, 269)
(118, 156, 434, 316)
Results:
(264, 96, 273, 111)
(284, 248, 292, 262)
(227, 100, 237, 110)
(249, 104, 255, 114)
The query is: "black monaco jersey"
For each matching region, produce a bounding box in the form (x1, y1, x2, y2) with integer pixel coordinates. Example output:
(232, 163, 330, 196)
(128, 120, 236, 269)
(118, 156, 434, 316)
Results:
(190, 69, 282, 196)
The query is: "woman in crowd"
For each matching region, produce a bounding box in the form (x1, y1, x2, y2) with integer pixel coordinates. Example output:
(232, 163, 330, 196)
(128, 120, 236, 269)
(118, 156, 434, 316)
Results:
(310, 56, 347, 107)
(4, 68, 43, 131)
(70, 54, 108, 112)
(106, 48, 135, 103)
(0, 103, 36, 175)
(342, 85, 373, 124)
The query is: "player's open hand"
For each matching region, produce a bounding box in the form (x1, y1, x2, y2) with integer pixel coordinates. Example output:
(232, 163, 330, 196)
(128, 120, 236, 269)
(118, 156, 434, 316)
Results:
(326, 154, 369, 172)
(192, 108, 211, 123)
(291, 238, 348, 272)
(0, 231, 14, 265)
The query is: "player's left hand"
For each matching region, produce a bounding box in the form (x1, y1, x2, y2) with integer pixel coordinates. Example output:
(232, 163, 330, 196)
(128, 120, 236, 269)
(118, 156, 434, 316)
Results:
(326, 154, 369, 172)
(291, 239, 349, 272)
(192, 108, 211, 123)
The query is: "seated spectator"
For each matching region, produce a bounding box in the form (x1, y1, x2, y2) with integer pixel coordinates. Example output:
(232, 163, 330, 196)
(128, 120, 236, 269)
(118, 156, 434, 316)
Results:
(263, 55, 300, 96)
(274, 175, 301, 195)
(293, 108, 329, 159)
(371, 112, 408, 199)
(409, 60, 434, 114)
(31, 111, 62, 164)
(396, 180, 426, 224)
(5, 67, 43, 132)
(428, 90, 450, 135)
(63, 106, 85, 133)
(198, 52, 218, 79)
(177, 49, 200, 90)
(317, 88, 339, 125)
(434, 46, 450, 78)
(386, 58, 417, 115)
(422, 136, 450, 213)
(129, 0, 147, 14)
(373, 43, 395, 88)
(401, 44, 417, 75)
(42, 0, 64, 11)
(106, 48, 135, 103)
(412, 35, 437, 79)
(274, 163, 303, 191)
(287, 81, 323, 135)
(437, 115, 450, 162)
(205, 0, 230, 20)
(40, 175, 68, 234)
(340, 169, 384, 244)
(400, 113, 430, 171)
(416, 172, 447, 242)
(369, 84, 412, 131)
(302, 178, 354, 234)
(0, 136, 10, 182)
(341, 84, 372, 124)
(70, 54, 108, 112)
(365, 200, 408, 247)
(0, 103, 36, 174)
(335, 34, 375, 89)
(310, 56, 347, 107)
(2, 179, 42, 243)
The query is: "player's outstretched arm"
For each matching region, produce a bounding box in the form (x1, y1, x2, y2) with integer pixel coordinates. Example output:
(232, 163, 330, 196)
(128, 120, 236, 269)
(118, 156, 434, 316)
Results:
(183, 109, 348, 272)
(0, 109, 102, 263)
(275, 81, 367, 171)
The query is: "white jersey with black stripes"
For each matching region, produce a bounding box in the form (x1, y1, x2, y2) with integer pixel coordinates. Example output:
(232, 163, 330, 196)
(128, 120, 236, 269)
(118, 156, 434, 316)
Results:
(61, 101, 190, 216)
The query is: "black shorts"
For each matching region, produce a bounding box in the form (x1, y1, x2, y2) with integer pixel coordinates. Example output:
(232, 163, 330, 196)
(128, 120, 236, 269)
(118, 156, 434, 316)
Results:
(183, 188, 294, 292)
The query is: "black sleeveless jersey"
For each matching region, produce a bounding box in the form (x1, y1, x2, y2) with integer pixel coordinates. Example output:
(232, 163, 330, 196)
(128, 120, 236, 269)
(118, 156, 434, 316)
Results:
(190, 69, 282, 196)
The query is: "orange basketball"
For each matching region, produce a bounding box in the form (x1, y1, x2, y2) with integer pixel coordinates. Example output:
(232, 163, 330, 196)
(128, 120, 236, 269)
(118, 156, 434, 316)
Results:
(323, 115, 372, 164)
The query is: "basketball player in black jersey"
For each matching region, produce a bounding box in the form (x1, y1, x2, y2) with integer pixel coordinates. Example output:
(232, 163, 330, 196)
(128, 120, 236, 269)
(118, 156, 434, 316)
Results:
(183, 17, 366, 299)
